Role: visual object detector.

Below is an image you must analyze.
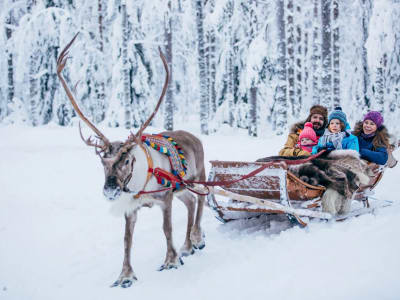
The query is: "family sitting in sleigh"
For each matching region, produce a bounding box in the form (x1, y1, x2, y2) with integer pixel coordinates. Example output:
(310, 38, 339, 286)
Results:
(277, 105, 397, 216)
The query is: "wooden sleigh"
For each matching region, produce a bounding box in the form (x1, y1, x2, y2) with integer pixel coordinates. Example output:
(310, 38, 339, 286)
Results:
(206, 157, 395, 226)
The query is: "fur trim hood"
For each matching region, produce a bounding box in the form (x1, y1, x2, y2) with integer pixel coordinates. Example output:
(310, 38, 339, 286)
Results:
(290, 121, 305, 134)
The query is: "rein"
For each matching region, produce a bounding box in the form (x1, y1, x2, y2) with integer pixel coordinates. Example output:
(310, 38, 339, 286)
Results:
(182, 150, 327, 188)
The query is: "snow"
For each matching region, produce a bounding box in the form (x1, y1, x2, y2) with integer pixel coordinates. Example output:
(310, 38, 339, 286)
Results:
(1, 124, 400, 300)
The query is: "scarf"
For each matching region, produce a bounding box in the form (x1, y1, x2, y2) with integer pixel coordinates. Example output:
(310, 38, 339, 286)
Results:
(319, 129, 347, 150)
(299, 142, 318, 153)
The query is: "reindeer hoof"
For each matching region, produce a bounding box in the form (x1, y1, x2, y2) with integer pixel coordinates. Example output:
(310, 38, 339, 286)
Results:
(158, 258, 184, 271)
(179, 247, 195, 257)
(111, 275, 137, 288)
(193, 241, 205, 250)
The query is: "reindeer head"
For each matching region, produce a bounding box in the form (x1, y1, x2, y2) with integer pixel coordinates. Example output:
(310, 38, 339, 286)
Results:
(57, 33, 169, 201)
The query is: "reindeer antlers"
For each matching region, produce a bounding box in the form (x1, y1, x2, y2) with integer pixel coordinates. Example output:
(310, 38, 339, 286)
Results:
(57, 34, 170, 151)
(126, 47, 170, 145)
(57, 33, 111, 151)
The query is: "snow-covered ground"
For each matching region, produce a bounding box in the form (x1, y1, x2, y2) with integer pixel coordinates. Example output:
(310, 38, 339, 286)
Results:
(1, 124, 400, 300)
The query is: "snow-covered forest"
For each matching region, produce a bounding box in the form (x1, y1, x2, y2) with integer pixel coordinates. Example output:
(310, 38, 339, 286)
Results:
(1, 0, 400, 136)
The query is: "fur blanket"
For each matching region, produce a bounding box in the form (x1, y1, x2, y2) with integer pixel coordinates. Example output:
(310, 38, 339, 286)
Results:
(256, 150, 373, 215)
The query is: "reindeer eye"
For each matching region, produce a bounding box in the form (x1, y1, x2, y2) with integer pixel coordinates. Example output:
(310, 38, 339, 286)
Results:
(125, 159, 130, 165)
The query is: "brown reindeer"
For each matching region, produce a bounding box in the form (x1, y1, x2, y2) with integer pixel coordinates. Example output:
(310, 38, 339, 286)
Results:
(57, 33, 206, 288)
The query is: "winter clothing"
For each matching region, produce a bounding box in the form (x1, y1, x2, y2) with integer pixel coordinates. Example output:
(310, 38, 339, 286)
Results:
(299, 122, 317, 142)
(299, 142, 318, 153)
(328, 107, 347, 125)
(297, 122, 318, 153)
(363, 111, 384, 128)
(279, 105, 328, 157)
(353, 121, 389, 165)
(357, 134, 388, 165)
(309, 105, 328, 121)
(312, 124, 359, 154)
(318, 130, 347, 150)
(279, 122, 319, 156)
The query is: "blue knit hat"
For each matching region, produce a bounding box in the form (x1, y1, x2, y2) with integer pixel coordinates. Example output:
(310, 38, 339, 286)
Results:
(328, 107, 347, 125)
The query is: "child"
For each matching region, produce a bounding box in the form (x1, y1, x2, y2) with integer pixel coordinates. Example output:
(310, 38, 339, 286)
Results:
(312, 107, 359, 154)
(297, 122, 318, 153)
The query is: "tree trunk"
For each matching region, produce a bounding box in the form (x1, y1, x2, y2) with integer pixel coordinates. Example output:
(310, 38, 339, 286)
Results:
(295, 3, 302, 117)
(332, 0, 340, 107)
(375, 54, 387, 113)
(194, 0, 208, 134)
(5, 11, 14, 108)
(286, 0, 295, 116)
(312, 0, 321, 104)
(121, 2, 132, 128)
(321, 0, 332, 110)
(275, 0, 287, 135)
(164, 1, 174, 131)
(248, 86, 257, 137)
(362, 0, 373, 107)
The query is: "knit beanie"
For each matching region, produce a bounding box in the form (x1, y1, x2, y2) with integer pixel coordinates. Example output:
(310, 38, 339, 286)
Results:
(363, 111, 384, 128)
(299, 122, 317, 142)
(309, 105, 328, 122)
(328, 107, 347, 125)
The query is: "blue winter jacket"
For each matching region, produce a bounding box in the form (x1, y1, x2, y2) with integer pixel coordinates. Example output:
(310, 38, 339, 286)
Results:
(357, 135, 388, 165)
(312, 130, 359, 154)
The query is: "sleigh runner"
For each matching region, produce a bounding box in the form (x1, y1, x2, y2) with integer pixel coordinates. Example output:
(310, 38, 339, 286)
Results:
(205, 157, 393, 225)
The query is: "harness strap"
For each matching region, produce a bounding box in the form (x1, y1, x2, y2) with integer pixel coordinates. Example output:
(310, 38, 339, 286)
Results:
(133, 143, 154, 199)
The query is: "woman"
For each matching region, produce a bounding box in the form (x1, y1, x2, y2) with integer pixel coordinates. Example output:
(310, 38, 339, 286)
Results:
(312, 107, 359, 154)
(353, 111, 390, 165)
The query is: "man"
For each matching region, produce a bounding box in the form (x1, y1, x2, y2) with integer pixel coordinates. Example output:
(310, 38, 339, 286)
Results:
(279, 105, 328, 156)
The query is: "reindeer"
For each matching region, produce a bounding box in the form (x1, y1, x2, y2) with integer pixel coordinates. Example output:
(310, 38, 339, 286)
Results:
(57, 34, 206, 288)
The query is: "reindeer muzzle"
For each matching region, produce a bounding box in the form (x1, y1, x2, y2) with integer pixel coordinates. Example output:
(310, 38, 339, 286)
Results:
(104, 176, 122, 201)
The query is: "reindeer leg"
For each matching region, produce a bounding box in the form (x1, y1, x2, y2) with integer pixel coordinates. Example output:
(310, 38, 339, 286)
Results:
(190, 170, 206, 250)
(177, 192, 195, 257)
(111, 210, 138, 288)
(159, 192, 182, 271)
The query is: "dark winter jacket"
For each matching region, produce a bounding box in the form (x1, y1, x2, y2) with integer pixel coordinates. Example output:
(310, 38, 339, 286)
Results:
(357, 135, 388, 165)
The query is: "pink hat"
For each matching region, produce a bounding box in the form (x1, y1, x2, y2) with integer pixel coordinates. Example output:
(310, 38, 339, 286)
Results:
(299, 122, 317, 142)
